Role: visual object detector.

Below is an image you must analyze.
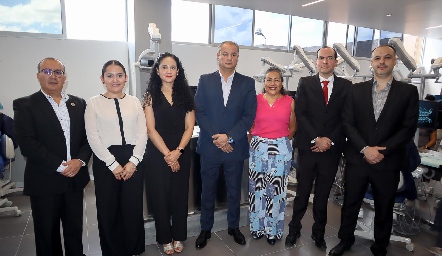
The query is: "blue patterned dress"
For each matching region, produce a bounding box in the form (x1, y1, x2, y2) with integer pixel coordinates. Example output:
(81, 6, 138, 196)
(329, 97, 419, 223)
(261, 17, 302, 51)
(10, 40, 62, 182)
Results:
(249, 94, 293, 239)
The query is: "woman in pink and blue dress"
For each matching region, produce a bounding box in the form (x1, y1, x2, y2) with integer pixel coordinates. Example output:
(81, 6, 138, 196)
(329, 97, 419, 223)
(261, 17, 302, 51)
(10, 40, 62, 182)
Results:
(249, 67, 296, 245)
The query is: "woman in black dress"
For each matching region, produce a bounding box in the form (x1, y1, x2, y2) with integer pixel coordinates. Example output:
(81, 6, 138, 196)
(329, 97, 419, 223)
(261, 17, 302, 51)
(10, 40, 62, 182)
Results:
(143, 53, 195, 255)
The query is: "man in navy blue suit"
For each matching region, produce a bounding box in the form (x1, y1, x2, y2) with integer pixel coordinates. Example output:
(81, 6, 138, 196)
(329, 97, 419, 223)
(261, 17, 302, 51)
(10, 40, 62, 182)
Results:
(194, 41, 257, 249)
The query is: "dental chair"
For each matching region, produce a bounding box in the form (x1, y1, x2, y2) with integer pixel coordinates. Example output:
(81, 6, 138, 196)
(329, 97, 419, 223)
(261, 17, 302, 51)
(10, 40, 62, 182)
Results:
(355, 172, 415, 251)
(0, 134, 22, 216)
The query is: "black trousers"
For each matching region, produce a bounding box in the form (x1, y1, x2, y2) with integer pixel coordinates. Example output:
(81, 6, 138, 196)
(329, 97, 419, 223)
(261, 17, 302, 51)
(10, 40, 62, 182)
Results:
(288, 149, 340, 237)
(144, 145, 191, 244)
(30, 184, 84, 256)
(338, 163, 400, 250)
(93, 145, 145, 256)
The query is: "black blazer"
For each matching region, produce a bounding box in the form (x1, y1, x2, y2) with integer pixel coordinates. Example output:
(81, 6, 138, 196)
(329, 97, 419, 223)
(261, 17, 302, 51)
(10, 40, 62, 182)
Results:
(295, 74, 351, 152)
(342, 79, 419, 170)
(195, 71, 257, 161)
(13, 91, 91, 196)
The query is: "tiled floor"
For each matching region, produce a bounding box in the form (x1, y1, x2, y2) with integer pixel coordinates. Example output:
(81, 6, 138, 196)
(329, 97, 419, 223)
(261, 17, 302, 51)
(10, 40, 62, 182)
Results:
(0, 180, 441, 256)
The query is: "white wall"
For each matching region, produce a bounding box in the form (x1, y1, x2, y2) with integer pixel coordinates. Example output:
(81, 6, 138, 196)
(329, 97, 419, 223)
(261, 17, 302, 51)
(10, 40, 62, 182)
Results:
(0, 35, 129, 185)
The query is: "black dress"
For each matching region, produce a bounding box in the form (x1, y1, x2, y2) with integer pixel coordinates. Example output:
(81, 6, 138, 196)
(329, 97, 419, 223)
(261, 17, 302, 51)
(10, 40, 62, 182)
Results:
(145, 94, 191, 244)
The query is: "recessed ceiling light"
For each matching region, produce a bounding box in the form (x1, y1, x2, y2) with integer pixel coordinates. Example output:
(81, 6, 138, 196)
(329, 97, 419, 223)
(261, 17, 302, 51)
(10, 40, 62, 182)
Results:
(386, 14, 392, 17)
(426, 25, 442, 30)
(302, 0, 324, 7)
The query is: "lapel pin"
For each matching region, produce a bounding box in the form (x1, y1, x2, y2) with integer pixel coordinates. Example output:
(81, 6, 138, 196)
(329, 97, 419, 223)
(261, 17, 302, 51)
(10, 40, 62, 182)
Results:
(71, 102, 76, 107)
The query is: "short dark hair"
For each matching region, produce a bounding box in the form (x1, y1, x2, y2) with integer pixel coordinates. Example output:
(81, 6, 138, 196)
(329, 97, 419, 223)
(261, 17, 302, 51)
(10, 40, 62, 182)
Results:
(372, 44, 397, 55)
(317, 46, 337, 59)
(37, 57, 65, 72)
(101, 60, 127, 77)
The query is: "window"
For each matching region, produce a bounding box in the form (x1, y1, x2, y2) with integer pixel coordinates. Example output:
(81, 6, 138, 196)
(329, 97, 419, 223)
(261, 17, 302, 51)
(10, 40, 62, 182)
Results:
(214, 5, 253, 46)
(64, 0, 126, 41)
(403, 34, 423, 66)
(380, 30, 402, 46)
(291, 16, 323, 52)
(172, 0, 209, 44)
(346, 25, 355, 55)
(355, 26, 374, 57)
(0, 0, 63, 35)
(373, 29, 380, 48)
(327, 22, 347, 47)
(254, 11, 289, 49)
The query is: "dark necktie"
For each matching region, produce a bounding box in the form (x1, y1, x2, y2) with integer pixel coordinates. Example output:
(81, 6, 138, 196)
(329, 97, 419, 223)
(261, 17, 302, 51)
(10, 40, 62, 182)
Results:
(322, 80, 329, 105)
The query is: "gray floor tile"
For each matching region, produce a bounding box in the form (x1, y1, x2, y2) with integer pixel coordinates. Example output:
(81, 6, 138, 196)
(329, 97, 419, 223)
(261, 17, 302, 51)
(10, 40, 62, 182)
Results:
(0, 235, 21, 256)
(0, 181, 441, 256)
(0, 211, 31, 238)
(16, 234, 36, 256)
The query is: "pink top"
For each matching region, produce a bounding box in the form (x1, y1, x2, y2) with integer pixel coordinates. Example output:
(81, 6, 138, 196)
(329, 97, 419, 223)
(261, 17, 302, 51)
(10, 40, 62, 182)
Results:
(252, 94, 293, 138)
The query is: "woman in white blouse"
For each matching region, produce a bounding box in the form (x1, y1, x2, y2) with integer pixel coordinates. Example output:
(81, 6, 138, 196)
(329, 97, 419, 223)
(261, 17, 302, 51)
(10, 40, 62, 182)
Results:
(85, 60, 147, 256)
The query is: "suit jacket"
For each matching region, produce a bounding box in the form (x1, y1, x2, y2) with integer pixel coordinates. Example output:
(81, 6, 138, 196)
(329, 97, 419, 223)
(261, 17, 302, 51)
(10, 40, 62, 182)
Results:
(342, 79, 419, 170)
(195, 71, 257, 161)
(295, 74, 351, 153)
(13, 91, 91, 196)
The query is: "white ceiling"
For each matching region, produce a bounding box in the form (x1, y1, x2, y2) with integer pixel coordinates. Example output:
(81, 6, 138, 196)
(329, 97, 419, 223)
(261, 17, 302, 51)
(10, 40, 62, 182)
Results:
(187, 0, 442, 40)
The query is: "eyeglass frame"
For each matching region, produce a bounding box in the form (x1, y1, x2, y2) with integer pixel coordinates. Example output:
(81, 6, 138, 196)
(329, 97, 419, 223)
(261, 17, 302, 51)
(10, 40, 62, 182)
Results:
(39, 68, 65, 77)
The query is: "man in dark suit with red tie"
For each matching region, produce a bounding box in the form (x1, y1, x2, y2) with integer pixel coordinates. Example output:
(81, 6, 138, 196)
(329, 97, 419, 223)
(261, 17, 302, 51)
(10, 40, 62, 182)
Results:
(13, 58, 91, 256)
(286, 47, 351, 249)
(328, 45, 418, 256)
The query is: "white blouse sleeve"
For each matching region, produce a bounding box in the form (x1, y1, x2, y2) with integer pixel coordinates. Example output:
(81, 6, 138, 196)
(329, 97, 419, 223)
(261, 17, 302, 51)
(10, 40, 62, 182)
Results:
(84, 97, 120, 171)
(128, 97, 147, 166)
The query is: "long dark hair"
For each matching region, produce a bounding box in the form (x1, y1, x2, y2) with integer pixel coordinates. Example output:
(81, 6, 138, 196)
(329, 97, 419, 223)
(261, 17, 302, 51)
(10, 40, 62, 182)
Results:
(143, 52, 194, 112)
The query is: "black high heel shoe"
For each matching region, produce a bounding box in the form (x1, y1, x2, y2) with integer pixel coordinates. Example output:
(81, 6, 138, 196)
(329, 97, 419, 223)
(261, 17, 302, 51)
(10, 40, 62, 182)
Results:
(251, 231, 264, 240)
(267, 236, 276, 245)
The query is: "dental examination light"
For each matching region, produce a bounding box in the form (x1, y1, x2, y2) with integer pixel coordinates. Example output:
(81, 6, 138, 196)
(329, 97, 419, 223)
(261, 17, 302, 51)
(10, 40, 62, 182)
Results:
(388, 38, 441, 99)
(135, 23, 162, 70)
(253, 57, 289, 84)
(333, 43, 360, 73)
(255, 28, 266, 45)
(431, 57, 442, 83)
(333, 57, 347, 77)
(293, 45, 316, 75)
(388, 38, 416, 72)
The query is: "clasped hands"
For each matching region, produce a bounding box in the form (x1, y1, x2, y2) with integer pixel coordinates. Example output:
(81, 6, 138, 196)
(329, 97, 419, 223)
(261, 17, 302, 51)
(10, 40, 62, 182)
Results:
(212, 134, 233, 153)
(311, 137, 332, 152)
(112, 162, 137, 180)
(362, 146, 386, 165)
(60, 159, 83, 178)
(164, 149, 181, 172)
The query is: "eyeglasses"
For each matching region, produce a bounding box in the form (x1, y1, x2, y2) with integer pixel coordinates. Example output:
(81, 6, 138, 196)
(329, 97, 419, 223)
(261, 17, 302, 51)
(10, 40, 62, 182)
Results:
(40, 69, 65, 77)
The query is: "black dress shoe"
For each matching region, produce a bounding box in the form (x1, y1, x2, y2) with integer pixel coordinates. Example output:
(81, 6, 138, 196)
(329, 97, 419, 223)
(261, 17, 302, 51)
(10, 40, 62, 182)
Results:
(370, 243, 387, 256)
(251, 232, 264, 240)
(228, 228, 246, 245)
(328, 240, 354, 256)
(267, 237, 276, 245)
(285, 231, 301, 246)
(195, 230, 211, 250)
(311, 235, 327, 249)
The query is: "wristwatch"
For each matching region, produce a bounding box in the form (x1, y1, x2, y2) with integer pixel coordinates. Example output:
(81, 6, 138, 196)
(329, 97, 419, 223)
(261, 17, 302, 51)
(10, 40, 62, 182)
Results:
(226, 134, 233, 144)
(177, 147, 184, 153)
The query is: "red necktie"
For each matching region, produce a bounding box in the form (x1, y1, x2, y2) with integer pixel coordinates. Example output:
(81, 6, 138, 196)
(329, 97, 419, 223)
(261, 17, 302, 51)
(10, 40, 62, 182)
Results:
(322, 80, 329, 105)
